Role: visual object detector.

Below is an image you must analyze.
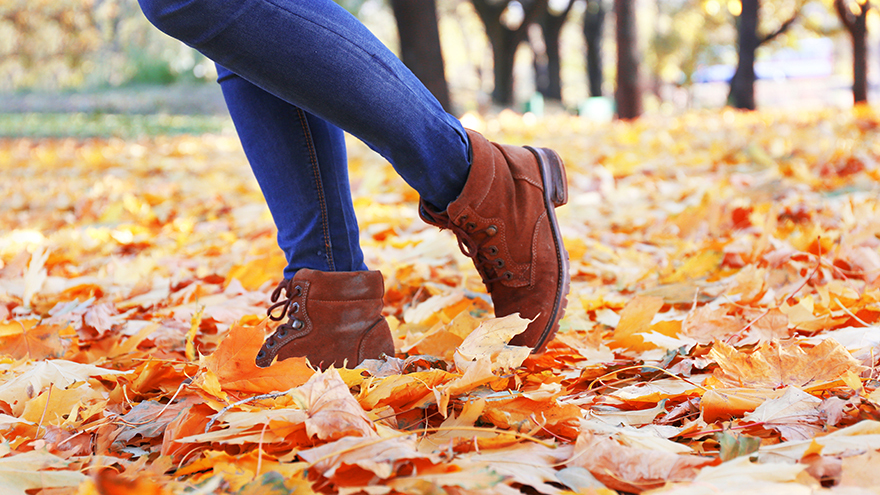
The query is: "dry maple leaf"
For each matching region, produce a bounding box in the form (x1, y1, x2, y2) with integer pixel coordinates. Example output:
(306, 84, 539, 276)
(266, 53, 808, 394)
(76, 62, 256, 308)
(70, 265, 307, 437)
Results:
(298, 434, 440, 481)
(741, 387, 823, 441)
(568, 431, 717, 493)
(0, 320, 71, 360)
(608, 295, 664, 351)
(452, 313, 532, 372)
(0, 450, 86, 495)
(709, 339, 865, 389)
(0, 360, 128, 415)
(297, 367, 377, 440)
(203, 320, 314, 394)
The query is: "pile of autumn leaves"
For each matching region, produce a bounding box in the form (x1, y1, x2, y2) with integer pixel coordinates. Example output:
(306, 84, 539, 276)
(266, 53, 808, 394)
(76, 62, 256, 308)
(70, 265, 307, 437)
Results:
(1, 107, 880, 495)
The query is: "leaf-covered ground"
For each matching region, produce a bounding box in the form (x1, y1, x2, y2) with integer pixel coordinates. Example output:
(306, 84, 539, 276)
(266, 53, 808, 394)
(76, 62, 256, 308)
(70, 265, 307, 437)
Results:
(1, 107, 880, 494)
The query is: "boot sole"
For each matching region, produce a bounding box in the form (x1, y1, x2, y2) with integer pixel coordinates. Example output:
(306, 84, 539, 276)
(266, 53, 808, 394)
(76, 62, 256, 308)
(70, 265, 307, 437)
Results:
(524, 146, 571, 352)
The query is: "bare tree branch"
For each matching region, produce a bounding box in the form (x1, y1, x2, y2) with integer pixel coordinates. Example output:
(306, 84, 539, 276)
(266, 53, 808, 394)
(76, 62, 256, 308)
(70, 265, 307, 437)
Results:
(760, 10, 799, 45)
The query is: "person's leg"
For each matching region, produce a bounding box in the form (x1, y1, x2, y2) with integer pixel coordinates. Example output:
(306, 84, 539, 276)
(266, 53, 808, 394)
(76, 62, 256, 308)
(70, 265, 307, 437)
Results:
(138, 0, 570, 355)
(216, 65, 392, 367)
(138, 0, 469, 210)
(216, 65, 366, 278)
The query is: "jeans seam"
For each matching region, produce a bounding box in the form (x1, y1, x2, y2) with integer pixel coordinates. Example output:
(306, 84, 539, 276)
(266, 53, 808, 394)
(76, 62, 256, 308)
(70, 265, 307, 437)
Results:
(296, 108, 336, 271)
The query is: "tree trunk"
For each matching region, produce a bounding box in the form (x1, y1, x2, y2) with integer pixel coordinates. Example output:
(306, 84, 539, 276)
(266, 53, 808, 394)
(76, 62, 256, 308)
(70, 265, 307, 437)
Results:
(471, 0, 549, 106)
(584, 0, 605, 97)
(729, 0, 759, 110)
(536, 1, 574, 101)
(390, 0, 451, 111)
(834, 0, 869, 104)
(852, 9, 867, 103)
(614, 0, 642, 119)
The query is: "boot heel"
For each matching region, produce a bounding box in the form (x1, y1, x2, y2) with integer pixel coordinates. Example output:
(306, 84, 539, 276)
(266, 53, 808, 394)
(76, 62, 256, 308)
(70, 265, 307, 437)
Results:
(527, 147, 569, 207)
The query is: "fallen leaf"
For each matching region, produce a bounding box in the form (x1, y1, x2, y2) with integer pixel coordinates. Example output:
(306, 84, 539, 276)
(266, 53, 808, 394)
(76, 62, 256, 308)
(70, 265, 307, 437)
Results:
(0, 360, 128, 415)
(709, 339, 865, 389)
(0, 320, 70, 360)
(609, 296, 665, 351)
(839, 449, 880, 489)
(298, 368, 377, 440)
(742, 387, 822, 441)
(0, 450, 86, 495)
(204, 320, 314, 394)
(452, 314, 531, 373)
(567, 431, 716, 493)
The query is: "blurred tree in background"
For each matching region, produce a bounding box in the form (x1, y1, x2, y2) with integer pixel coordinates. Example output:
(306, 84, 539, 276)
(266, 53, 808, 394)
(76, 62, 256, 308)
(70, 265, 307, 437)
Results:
(1, 0, 876, 118)
(615, 0, 642, 118)
(728, 0, 801, 109)
(534, 0, 576, 101)
(470, 0, 549, 105)
(0, 0, 214, 91)
(583, 0, 605, 97)
(390, 0, 452, 110)
(834, 0, 869, 103)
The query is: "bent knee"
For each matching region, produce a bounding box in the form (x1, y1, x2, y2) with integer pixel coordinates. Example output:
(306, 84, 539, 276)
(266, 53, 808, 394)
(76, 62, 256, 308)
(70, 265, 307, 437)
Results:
(137, 0, 237, 47)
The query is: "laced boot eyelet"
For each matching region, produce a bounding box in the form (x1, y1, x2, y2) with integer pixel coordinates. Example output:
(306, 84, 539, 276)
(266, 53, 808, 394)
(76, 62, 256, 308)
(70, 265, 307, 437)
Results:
(257, 350, 266, 359)
(487, 246, 498, 256)
(504, 271, 513, 280)
(277, 327, 287, 338)
(293, 285, 302, 296)
(292, 319, 304, 330)
(496, 259, 505, 268)
(266, 339, 276, 348)
(466, 221, 477, 231)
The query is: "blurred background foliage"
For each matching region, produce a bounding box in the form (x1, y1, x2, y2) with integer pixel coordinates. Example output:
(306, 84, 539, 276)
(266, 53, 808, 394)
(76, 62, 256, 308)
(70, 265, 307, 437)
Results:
(0, 0, 215, 90)
(1, 0, 879, 136)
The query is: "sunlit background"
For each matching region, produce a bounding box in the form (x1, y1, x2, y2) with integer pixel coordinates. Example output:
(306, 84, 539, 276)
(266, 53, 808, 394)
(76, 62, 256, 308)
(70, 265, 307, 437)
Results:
(0, 0, 878, 136)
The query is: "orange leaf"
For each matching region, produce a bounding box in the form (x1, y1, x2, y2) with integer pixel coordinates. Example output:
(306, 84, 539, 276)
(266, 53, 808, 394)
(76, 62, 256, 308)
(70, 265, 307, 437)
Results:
(0, 320, 70, 360)
(682, 305, 743, 344)
(94, 469, 172, 495)
(204, 321, 314, 394)
(161, 403, 213, 460)
(709, 339, 865, 389)
(358, 369, 455, 410)
(609, 296, 664, 350)
(701, 388, 787, 423)
(225, 255, 287, 291)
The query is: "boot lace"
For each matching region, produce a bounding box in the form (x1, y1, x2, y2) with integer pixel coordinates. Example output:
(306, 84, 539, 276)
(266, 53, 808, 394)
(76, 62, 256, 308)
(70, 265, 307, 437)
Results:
(258, 279, 305, 361)
(267, 279, 302, 321)
(422, 208, 512, 287)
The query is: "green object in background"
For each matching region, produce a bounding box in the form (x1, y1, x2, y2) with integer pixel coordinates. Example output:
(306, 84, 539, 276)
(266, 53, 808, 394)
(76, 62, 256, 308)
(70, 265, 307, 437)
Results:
(0, 113, 231, 138)
(579, 96, 615, 123)
(524, 92, 545, 117)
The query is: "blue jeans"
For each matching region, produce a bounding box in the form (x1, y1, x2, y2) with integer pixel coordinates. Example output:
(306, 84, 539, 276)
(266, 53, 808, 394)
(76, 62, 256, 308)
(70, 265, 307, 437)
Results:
(138, 0, 471, 277)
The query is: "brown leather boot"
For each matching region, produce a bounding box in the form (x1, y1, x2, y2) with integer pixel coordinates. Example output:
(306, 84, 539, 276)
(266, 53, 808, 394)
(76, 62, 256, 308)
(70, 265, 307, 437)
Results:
(255, 269, 395, 369)
(419, 129, 570, 353)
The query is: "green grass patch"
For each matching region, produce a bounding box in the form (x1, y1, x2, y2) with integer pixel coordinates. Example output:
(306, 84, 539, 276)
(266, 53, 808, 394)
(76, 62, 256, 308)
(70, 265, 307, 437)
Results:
(0, 113, 232, 138)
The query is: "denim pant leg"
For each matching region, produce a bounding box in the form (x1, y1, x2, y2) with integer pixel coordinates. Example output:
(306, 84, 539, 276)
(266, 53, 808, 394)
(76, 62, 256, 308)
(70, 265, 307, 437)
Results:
(217, 65, 367, 277)
(138, 0, 470, 210)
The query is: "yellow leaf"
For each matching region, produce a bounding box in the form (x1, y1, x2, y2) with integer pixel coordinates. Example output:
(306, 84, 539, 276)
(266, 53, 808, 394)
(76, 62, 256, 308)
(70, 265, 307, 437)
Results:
(185, 306, 204, 362)
(660, 250, 723, 284)
(609, 296, 664, 350)
(225, 255, 287, 290)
